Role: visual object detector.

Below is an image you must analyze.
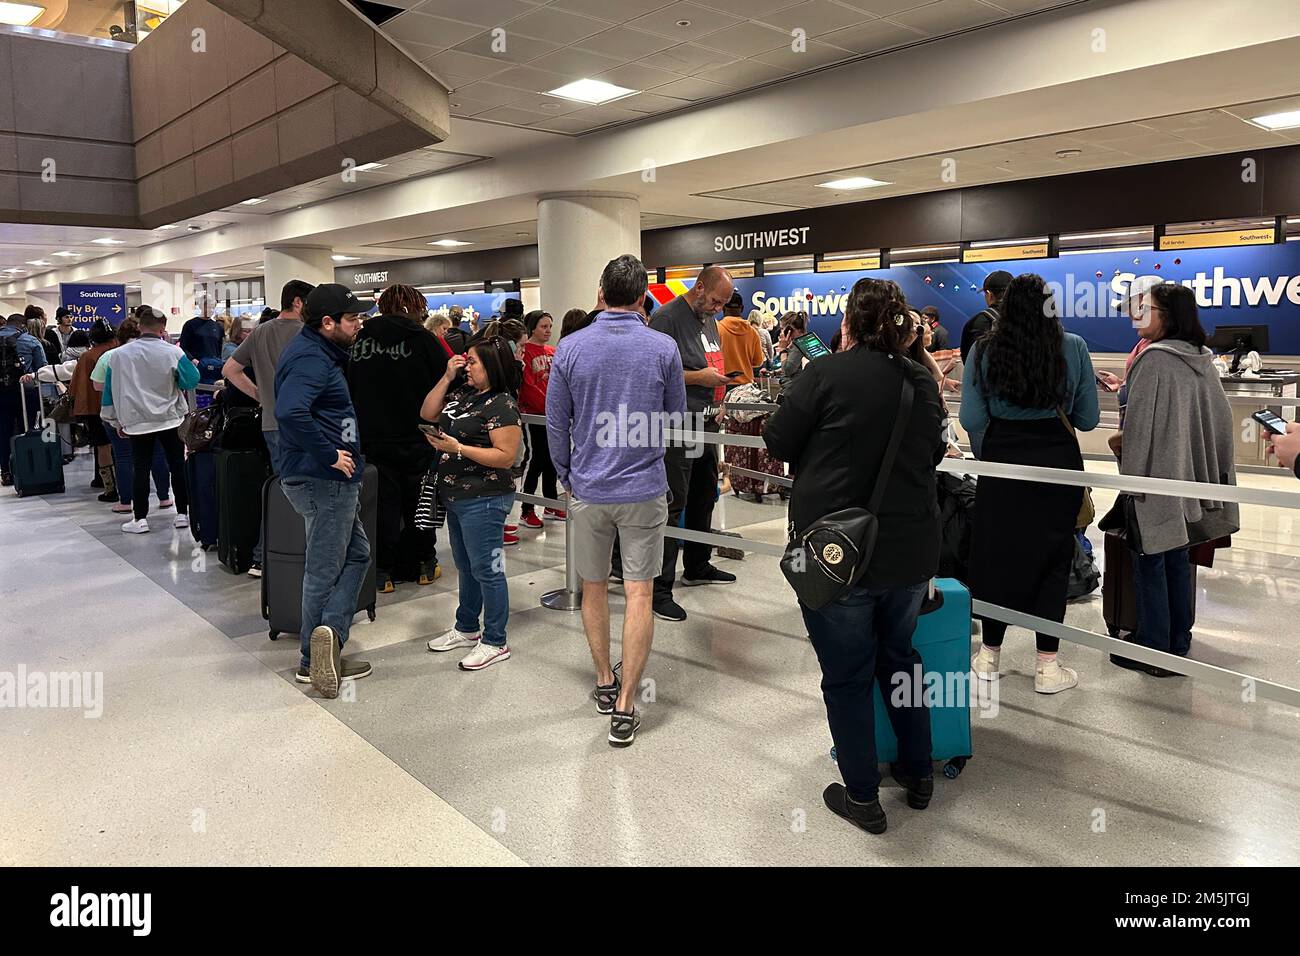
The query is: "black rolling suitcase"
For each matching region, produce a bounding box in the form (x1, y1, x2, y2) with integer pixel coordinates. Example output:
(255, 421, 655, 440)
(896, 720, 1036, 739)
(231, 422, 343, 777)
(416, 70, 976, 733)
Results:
(186, 451, 218, 550)
(261, 465, 378, 641)
(9, 383, 64, 497)
(216, 448, 267, 574)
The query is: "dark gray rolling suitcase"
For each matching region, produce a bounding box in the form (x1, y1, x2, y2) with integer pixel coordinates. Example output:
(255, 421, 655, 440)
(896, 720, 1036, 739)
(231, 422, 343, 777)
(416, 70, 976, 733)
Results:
(216, 448, 267, 574)
(10, 383, 64, 497)
(261, 465, 378, 641)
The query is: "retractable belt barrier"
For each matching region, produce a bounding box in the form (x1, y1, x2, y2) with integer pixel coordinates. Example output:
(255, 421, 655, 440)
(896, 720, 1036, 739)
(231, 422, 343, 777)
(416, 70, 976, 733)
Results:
(524, 410, 1300, 706)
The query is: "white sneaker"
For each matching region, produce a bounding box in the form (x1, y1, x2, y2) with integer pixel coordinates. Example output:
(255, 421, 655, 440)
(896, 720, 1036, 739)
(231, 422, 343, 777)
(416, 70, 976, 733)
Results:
(971, 644, 1000, 681)
(1035, 658, 1078, 695)
(173, 514, 189, 529)
(427, 627, 480, 653)
(120, 518, 149, 534)
(458, 642, 510, 671)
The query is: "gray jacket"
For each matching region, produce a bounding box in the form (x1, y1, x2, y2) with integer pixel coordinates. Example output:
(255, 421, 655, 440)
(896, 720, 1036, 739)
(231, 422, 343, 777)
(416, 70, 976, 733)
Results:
(1121, 339, 1239, 554)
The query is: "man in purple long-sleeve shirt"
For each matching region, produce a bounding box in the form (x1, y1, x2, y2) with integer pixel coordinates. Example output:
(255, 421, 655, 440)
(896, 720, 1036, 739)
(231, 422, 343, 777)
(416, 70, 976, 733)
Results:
(546, 254, 686, 748)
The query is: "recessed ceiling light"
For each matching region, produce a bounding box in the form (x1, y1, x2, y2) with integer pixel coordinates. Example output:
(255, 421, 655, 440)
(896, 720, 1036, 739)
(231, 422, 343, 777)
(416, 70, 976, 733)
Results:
(816, 177, 891, 190)
(332, 255, 361, 262)
(515, 231, 530, 236)
(156, 223, 180, 229)
(0, 3, 45, 27)
(25, 259, 51, 266)
(52, 251, 79, 257)
(546, 78, 637, 105)
(200, 273, 227, 278)
(354, 162, 387, 171)
(1250, 110, 1300, 130)
(91, 237, 126, 245)
(429, 239, 472, 247)
(675, 19, 691, 26)
(1055, 148, 1083, 159)
(240, 198, 267, 206)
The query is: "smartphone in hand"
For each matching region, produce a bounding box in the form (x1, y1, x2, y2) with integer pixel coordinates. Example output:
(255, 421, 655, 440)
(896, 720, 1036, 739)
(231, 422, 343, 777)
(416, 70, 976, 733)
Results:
(1252, 409, 1289, 436)
(419, 423, 447, 440)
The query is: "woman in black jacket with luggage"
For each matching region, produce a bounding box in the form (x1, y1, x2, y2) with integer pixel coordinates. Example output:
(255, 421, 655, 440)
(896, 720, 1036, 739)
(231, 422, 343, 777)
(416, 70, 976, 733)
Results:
(765, 277, 945, 836)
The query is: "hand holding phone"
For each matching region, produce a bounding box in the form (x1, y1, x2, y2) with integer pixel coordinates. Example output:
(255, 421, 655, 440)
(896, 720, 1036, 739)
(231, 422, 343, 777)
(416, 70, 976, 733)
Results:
(419, 422, 446, 439)
(1252, 409, 1289, 436)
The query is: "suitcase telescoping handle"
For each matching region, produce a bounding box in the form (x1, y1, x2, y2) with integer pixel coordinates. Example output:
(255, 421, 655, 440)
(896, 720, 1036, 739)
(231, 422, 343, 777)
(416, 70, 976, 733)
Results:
(18, 372, 48, 436)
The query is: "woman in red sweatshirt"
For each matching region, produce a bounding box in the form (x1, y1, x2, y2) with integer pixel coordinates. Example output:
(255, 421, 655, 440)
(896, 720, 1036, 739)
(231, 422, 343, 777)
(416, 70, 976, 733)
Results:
(519, 310, 563, 528)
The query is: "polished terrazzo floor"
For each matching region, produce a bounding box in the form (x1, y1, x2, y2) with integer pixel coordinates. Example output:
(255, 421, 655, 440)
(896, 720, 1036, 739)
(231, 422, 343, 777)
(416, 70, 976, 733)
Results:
(3, 456, 1298, 866)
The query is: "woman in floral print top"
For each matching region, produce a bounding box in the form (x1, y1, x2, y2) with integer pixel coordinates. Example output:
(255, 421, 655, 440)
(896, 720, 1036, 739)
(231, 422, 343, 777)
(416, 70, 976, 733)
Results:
(419, 338, 523, 671)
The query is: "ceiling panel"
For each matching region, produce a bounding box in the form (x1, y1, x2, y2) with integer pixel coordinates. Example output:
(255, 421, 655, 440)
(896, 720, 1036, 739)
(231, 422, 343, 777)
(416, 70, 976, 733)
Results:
(694, 102, 1300, 210)
(369, 0, 1083, 137)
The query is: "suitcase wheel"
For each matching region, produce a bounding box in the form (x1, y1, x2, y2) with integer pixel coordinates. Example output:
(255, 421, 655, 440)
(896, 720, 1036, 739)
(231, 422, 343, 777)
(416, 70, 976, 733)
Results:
(943, 757, 967, 779)
(268, 630, 279, 641)
(367, 604, 376, 623)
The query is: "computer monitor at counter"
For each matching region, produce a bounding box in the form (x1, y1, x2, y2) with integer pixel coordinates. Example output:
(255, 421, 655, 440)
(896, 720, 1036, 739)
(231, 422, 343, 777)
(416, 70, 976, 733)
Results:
(1208, 324, 1271, 375)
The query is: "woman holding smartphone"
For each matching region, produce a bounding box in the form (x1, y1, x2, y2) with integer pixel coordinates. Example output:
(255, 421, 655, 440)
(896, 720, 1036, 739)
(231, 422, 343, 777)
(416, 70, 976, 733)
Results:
(420, 339, 523, 671)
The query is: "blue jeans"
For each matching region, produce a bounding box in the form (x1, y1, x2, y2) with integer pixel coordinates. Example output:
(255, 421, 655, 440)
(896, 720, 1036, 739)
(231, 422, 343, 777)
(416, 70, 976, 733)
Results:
(279, 476, 371, 669)
(106, 425, 169, 506)
(445, 493, 513, 647)
(800, 582, 931, 803)
(1133, 546, 1193, 656)
(252, 431, 281, 564)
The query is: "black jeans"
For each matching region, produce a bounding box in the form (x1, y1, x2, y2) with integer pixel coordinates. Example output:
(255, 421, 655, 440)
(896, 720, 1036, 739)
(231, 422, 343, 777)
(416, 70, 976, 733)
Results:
(801, 582, 931, 802)
(521, 423, 557, 512)
(656, 439, 718, 600)
(129, 427, 188, 521)
(375, 461, 436, 578)
(1133, 546, 1193, 655)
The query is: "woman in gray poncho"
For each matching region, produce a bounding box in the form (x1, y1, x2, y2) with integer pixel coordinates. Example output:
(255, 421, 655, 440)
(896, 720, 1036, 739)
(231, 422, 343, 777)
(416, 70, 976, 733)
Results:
(1115, 283, 1239, 672)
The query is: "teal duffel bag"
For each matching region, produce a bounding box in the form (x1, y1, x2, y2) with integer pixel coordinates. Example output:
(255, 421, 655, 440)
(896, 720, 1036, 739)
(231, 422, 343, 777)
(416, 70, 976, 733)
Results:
(872, 578, 975, 779)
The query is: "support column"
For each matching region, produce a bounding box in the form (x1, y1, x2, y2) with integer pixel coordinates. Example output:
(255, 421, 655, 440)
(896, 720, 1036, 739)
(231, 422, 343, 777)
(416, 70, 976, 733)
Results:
(140, 270, 197, 335)
(264, 246, 335, 310)
(0, 296, 26, 316)
(537, 193, 640, 320)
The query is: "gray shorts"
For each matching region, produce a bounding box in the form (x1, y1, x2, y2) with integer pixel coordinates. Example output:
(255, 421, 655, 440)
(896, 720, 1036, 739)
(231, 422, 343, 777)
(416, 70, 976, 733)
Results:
(570, 494, 669, 583)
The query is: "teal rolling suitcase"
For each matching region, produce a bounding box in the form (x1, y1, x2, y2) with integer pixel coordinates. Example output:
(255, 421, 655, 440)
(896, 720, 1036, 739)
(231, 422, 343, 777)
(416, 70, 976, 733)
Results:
(872, 578, 974, 778)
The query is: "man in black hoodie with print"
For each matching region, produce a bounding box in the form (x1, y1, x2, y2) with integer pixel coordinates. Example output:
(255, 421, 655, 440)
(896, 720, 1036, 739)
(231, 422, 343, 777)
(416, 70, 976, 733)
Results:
(348, 284, 448, 592)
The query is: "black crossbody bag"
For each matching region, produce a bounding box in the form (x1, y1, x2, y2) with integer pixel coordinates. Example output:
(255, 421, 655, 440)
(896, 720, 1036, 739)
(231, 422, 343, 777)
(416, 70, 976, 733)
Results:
(780, 375, 915, 610)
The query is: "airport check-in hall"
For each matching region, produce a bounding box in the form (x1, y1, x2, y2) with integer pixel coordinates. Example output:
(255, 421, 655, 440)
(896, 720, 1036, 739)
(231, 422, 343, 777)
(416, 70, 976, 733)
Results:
(2, 0, 1300, 896)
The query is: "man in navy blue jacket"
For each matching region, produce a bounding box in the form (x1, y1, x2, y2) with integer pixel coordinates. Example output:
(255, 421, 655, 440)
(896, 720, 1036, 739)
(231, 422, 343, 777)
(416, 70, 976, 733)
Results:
(275, 284, 371, 698)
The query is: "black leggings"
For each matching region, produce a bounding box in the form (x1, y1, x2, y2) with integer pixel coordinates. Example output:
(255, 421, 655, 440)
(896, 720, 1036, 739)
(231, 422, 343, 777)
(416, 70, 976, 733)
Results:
(980, 621, 1058, 654)
(130, 428, 188, 521)
(521, 423, 557, 512)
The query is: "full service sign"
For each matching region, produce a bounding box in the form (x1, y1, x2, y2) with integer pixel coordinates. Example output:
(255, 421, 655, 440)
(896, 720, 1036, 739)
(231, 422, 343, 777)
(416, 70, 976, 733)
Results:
(59, 283, 126, 330)
(732, 241, 1300, 353)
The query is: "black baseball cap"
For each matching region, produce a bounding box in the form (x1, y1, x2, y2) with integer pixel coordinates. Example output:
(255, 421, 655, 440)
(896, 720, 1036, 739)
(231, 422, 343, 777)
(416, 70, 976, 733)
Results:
(502, 297, 524, 319)
(725, 290, 744, 311)
(983, 270, 1013, 295)
(55, 306, 71, 320)
(305, 283, 367, 322)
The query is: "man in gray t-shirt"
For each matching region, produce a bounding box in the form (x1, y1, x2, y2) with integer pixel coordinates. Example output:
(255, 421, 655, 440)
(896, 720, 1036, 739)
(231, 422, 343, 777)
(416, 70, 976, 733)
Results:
(645, 265, 736, 622)
(222, 279, 315, 576)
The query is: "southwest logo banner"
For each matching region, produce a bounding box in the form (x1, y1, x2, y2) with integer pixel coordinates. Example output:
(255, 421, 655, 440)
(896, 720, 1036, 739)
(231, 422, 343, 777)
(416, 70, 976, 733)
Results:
(729, 242, 1300, 353)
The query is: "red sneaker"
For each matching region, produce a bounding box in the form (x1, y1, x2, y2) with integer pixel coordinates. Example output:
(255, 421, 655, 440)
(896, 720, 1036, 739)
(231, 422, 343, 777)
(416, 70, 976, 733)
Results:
(504, 523, 518, 533)
(544, 508, 567, 521)
(503, 532, 520, 546)
(522, 512, 544, 529)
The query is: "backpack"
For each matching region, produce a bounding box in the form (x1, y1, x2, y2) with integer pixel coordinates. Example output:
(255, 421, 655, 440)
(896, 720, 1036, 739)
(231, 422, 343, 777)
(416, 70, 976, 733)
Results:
(0, 333, 24, 390)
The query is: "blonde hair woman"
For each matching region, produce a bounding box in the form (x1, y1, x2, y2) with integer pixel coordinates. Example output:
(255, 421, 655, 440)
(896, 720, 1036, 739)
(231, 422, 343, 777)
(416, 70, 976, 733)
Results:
(748, 309, 774, 366)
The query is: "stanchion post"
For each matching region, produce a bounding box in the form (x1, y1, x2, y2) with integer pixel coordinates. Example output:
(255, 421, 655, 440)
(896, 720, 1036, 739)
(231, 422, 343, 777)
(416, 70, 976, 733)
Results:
(540, 502, 582, 611)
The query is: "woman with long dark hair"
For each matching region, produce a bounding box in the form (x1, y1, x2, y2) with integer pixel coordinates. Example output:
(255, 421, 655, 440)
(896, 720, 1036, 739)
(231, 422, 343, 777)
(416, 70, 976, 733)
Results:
(420, 337, 523, 671)
(960, 273, 1099, 693)
(1110, 284, 1237, 674)
(764, 278, 945, 835)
